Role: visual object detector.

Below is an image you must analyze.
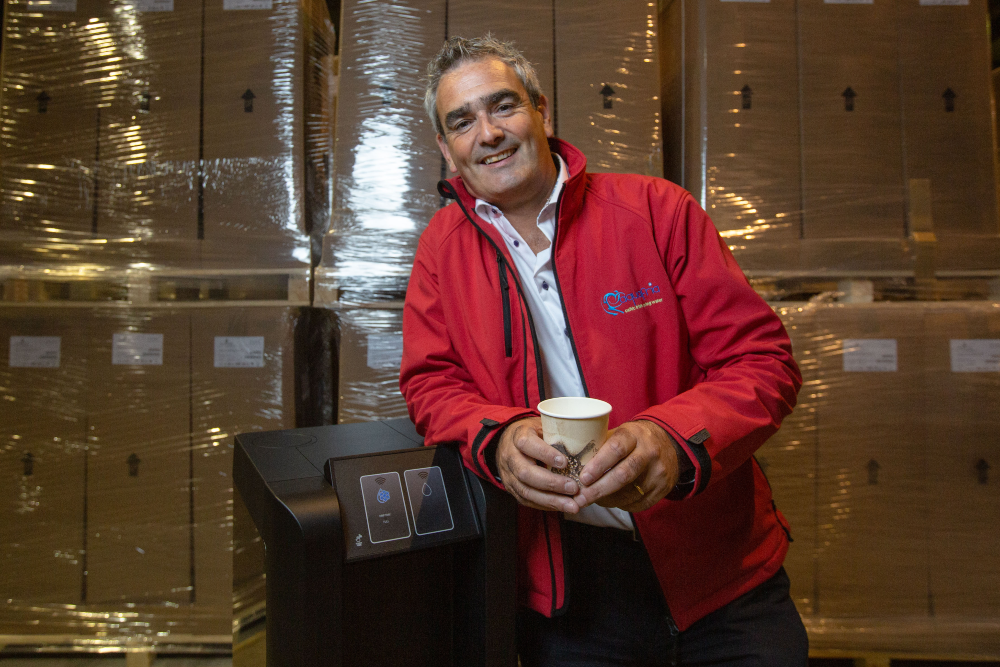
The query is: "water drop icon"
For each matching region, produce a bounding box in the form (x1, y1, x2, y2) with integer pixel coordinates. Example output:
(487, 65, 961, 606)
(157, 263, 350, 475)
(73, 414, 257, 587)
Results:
(422, 482, 432, 497)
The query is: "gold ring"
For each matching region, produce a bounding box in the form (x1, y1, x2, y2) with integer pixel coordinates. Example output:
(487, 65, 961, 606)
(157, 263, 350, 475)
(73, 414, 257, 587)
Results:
(633, 483, 645, 497)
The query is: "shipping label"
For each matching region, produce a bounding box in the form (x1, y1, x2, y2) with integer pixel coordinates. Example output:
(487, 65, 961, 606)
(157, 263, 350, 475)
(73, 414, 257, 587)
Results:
(843, 339, 897, 372)
(9, 336, 60, 368)
(824, 0, 874, 4)
(919, 0, 969, 4)
(950, 339, 1000, 373)
(214, 336, 265, 368)
(223, 0, 272, 9)
(112, 333, 164, 366)
(133, 0, 175, 10)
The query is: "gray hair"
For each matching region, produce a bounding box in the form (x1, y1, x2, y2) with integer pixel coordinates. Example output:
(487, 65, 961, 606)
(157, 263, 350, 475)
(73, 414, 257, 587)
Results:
(424, 34, 544, 136)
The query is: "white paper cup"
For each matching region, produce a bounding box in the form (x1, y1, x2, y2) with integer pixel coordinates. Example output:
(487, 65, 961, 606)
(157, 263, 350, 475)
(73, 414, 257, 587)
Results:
(537, 397, 613, 482)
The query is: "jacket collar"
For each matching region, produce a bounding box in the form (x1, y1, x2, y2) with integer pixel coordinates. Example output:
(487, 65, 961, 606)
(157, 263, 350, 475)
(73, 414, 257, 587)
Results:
(437, 137, 589, 230)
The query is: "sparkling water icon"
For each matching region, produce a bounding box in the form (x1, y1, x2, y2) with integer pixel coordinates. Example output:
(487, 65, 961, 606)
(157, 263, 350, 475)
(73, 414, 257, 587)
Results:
(377, 488, 390, 503)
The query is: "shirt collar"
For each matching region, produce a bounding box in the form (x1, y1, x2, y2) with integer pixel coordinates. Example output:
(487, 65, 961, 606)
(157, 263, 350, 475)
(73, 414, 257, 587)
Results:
(474, 153, 568, 225)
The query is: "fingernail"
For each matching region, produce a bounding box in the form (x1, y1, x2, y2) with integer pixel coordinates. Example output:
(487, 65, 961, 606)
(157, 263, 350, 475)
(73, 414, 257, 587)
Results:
(580, 473, 592, 486)
(554, 456, 565, 467)
(563, 502, 576, 513)
(564, 480, 578, 494)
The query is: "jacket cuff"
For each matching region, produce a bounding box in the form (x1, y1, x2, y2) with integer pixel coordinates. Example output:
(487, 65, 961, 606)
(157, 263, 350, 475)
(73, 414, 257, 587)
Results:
(636, 416, 712, 500)
(471, 411, 536, 487)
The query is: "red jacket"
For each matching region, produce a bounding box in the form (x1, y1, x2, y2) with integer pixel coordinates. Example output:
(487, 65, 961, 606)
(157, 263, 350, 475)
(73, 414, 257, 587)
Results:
(400, 138, 801, 631)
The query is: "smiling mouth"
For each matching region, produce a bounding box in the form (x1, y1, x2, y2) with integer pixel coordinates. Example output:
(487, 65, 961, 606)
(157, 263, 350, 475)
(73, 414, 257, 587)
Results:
(482, 147, 516, 165)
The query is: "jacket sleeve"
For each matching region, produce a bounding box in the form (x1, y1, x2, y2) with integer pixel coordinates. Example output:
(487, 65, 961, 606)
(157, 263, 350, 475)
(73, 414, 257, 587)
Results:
(400, 231, 534, 487)
(635, 190, 802, 499)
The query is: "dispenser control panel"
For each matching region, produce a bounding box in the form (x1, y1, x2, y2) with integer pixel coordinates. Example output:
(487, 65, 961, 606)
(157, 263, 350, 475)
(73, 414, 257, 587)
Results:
(327, 446, 480, 561)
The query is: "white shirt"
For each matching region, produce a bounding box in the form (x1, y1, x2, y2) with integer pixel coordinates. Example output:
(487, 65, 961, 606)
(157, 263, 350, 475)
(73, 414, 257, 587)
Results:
(474, 154, 633, 532)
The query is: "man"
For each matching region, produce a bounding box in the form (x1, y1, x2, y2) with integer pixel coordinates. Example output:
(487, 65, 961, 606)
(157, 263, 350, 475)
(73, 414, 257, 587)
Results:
(400, 35, 807, 666)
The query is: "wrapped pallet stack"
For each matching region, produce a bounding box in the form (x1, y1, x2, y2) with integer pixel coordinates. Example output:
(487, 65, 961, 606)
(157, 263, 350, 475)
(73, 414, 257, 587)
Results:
(0, 0, 336, 652)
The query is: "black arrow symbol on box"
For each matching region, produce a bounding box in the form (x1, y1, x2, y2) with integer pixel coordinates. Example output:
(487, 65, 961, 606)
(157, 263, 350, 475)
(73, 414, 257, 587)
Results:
(36, 91, 50, 113)
(22, 452, 34, 477)
(600, 84, 615, 109)
(867, 458, 880, 485)
(242, 89, 255, 113)
(741, 84, 753, 110)
(842, 87, 856, 112)
(127, 452, 141, 477)
(943, 88, 956, 113)
(976, 458, 989, 484)
(139, 91, 151, 112)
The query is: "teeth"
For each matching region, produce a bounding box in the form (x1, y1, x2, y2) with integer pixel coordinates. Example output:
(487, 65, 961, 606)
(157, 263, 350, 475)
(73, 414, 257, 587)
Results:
(484, 149, 514, 165)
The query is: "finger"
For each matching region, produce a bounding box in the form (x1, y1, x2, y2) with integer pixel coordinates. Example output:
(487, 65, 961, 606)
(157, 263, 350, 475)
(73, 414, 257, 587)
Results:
(575, 454, 647, 506)
(512, 426, 569, 469)
(502, 470, 582, 513)
(578, 429, 639, 486)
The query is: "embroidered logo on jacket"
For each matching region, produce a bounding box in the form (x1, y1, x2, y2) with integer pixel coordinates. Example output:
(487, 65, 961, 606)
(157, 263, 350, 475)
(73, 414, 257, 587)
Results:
(602, 283, 662, 316)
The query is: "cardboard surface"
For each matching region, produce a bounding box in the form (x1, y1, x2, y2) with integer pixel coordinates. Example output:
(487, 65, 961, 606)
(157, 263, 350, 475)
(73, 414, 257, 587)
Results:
(554, 0, 661, 177)
(85, 309, 192, 604)
(897, 0, 999, 239)
(0, 309, 87, 604)
(760, 305, 817, 615)
(189, 307, 296, 616)
(337, 308, 408, 424)
(814, 304, 929, 617)
(923, 306, 1000, 616)
(798, 0, 906, 240)
(96, 0, 201, 249)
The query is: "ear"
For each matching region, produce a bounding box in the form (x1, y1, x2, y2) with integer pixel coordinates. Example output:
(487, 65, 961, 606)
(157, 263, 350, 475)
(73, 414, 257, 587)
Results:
(537, 94, 554, 138)
(436, 134, 458, 173)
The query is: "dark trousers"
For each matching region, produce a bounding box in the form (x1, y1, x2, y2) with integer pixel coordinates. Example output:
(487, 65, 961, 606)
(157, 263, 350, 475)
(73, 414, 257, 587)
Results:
(517, 521, 808, 667)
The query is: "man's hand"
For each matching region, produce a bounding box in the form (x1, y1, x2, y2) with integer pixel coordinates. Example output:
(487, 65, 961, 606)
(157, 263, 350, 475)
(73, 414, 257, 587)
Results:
(573, 420, 680, 512)
(496, 417, 584, 513)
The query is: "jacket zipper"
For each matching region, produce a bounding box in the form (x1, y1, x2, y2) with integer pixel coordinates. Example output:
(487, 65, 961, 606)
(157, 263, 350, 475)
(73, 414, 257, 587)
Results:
(496, 250, 513, 358)
(549, 195, 590, 397)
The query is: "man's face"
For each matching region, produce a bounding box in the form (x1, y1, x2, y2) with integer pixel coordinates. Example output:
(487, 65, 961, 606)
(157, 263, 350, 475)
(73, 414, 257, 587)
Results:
(435, 58, 555, 210)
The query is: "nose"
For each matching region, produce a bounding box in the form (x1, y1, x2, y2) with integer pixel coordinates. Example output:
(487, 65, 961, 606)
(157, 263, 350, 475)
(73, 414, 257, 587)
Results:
(475, 110, 503, 145)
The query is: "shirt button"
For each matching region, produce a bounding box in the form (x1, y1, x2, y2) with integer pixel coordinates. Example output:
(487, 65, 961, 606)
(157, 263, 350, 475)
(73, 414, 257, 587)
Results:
(542, 281, 549, 290)
(564, 328, 569, 336)
(513, 240, 519, 248)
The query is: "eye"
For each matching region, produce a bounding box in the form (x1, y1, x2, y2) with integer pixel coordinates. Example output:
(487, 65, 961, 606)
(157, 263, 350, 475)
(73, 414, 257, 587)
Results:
(495, 102, 514, 114)
(452, 119, 473, 132)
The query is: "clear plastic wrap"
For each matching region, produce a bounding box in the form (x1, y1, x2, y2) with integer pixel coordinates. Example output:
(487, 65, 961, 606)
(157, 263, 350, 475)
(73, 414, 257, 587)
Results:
(334, 307, 408, 424)
(0, 306, 335, 643)
(659, 0, 1000, 277)
(0, 0, 335, 270)
(315, 0, 663, 306)
(761, 301, 1000, 657)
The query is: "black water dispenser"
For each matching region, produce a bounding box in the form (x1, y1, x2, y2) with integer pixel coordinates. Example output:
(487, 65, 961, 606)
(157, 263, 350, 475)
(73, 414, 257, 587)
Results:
(234, 419, 517, 667)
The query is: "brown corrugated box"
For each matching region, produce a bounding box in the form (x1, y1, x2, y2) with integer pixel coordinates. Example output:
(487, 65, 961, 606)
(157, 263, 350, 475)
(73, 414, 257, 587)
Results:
(665, 0, 801, 245)
(923, 305, 1000, 616)
(554, 0, 661, 177)
(0, 0, 102, 252)
(759, 304, 817, 615)
(189, 307, 296, 622)
(798, 0, 906, 241)
(85, 309, 192, 604)
(897, 0, 999, 241)
(321, 0, 445, 302)
(814, 304, 928, 617)
(447, 0, 554, 99)
(0, 308, 87, 611)
(201, 0, 316, 267)
(96, 0, 201, 256)
(337, 308, 408, 423)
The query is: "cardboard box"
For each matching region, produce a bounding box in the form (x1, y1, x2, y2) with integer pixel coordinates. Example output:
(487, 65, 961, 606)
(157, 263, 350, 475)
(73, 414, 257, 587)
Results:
(189, 307, 297, 621)
(923, 305, 1000, 616)
(85, 309, 192, 604)
(814, 304, 928, 617)
(897, 0, 999, 240)
(798, 0, 906, 241)
(0, 0, 102, 249)
(663, 0, 801, 245)
(96, 0, 201, 255)
(446, 0, 555, 99)
(554, 0, 661, 177)
(321, 0, 446, 302)
(337, 308, 408, 423)
(0, 308, 86, 607)
(758, 304, 818, 615)
(202, 0, 331, 267)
